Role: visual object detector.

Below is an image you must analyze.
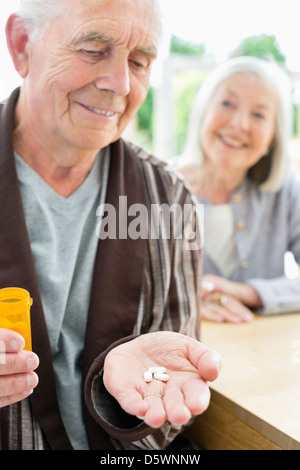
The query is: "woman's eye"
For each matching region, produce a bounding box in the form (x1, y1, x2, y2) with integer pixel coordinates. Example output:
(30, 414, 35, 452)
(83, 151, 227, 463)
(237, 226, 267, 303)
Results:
(253, 112, 264, 119)
(221, 100, 232, 107)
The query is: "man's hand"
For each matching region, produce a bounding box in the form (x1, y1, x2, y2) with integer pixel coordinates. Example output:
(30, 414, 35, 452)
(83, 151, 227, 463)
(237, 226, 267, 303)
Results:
(0, 329, 39, 408)
(103, 331, 222, 428)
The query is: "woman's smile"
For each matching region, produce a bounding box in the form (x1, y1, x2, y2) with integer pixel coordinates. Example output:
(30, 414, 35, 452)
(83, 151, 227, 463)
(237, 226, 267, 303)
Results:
(218, 133, 247, 149)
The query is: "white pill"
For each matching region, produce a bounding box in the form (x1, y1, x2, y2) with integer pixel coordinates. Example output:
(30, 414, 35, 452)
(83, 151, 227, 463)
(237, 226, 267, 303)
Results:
(144, 371, 153, 383)
(148, 366, 167, 374)
(154, 372, 169, 382)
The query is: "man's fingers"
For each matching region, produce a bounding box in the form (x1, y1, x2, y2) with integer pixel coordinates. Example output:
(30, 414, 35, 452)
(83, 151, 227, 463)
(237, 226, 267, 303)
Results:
(0, 350, 39, 375)
(197, 349, 222, 382)
(182, 379, 211, 416)
(164, 386, 191, 425)
(117, 388, 169, 428)
(142, 398, 167, 428)
(0, 329, 39, 408)
(0, 371, 39, 407)
(0, 328, 25, 353)
(187, 339, 222, 383)
(115, 389, 149, 418)
(0, 389, 34, 408)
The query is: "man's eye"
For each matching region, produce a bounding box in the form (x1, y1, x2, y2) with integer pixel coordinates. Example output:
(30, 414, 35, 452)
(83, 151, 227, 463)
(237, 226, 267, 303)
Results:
(132, 61, 146, 70)
(129, 58, 150, 73)
(133, 61, 143, 68)
(80, 49, 105, 59)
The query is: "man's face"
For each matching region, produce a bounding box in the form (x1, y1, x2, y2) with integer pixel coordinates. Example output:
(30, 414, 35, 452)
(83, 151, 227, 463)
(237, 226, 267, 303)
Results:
(21, 0, 160, 155)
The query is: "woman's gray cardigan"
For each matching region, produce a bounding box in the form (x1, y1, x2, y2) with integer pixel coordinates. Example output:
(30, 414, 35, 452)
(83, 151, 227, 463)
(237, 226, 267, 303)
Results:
(198, 169, 300, 314)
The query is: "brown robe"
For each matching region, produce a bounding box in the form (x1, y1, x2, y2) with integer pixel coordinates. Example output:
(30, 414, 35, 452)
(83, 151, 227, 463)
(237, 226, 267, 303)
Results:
(0, 88, 201, 450)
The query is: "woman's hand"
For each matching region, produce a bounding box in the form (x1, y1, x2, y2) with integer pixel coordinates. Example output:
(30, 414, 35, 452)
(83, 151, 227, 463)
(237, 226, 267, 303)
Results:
(201, 291, 255, 323)
(201, 274, 262, 323)
(103, 331, 222, 428)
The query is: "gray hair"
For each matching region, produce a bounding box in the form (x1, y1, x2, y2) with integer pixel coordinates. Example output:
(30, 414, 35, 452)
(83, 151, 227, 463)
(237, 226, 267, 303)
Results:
(16, 0, 64, 39)
(180, 56, 293, 192)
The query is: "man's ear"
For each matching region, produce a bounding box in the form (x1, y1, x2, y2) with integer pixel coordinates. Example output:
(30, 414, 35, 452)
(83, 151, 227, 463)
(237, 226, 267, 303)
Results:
(5, 14, 30, 79)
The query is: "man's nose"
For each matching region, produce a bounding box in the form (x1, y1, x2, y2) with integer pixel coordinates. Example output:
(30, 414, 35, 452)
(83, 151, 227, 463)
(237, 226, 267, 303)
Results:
(94, 56, 130, 96)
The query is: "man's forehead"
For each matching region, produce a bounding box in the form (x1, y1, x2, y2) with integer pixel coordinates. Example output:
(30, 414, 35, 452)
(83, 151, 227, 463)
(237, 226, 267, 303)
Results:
(63, 0, 161, 24)
(63, 0, 161, 53)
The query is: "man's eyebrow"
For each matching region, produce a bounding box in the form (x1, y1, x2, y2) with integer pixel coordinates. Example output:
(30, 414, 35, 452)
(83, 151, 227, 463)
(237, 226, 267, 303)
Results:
(73, 31, 110, 46)
(137, 47, 158, 60)
(73, 31, 158, 59)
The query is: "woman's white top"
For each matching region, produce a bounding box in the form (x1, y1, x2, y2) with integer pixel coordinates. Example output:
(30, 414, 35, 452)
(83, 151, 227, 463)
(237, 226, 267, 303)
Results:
(205, 204, 239, 278)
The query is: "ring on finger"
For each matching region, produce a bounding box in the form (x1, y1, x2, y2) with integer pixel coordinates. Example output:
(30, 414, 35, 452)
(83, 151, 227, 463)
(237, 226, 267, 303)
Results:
(202, 280, 214, 292)
(212, 293, 228, 306)
(143, 392, 164, 399)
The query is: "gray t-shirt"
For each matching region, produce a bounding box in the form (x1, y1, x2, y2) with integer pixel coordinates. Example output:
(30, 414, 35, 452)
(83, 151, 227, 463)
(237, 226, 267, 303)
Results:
(15, 150, 109, 449)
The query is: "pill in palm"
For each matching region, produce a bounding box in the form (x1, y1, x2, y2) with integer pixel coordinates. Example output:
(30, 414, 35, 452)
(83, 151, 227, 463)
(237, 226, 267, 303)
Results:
(148, 366, 167, 374)
(144, 371, 153, 383)
(154, 372, 169, 382)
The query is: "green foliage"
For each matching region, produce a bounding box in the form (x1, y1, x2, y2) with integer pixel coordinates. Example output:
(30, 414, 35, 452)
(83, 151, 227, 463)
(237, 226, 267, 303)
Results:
(173, 69, 209, 154)
(230, 33, 286, 63)
(136, 36, 207, 154)
(170, 35, 206, 57)
(136, 69, 207, 155)
(137, 87, 153, 140)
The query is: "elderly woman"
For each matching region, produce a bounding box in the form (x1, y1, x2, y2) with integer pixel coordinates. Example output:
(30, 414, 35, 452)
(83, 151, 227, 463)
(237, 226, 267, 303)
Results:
(178, 56, 300, 323)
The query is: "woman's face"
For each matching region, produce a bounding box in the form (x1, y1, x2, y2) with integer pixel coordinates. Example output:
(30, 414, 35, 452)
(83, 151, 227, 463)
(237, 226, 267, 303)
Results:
(201, 73, 277, 176)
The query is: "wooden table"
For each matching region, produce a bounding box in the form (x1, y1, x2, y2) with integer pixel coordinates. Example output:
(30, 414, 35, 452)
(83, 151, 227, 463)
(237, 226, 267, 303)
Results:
(187, 313, 300, 450)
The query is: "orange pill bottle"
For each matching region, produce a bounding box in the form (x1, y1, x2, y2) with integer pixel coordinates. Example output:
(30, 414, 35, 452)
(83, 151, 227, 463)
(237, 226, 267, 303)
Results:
(0, 287, 33, 351)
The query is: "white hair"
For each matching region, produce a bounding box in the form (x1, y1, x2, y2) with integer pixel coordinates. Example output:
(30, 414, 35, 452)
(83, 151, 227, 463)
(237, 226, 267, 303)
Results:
(16, 0, 64, 39)
(17, 0, 163, 41)
(180, 56, 293, 192)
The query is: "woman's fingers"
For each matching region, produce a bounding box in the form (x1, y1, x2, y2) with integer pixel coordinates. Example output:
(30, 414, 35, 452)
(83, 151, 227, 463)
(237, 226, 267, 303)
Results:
(202, 293, 254, 323)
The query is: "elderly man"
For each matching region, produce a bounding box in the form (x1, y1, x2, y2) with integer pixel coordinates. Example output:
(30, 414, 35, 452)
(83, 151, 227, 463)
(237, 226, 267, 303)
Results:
(0, 0, 221, 450)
